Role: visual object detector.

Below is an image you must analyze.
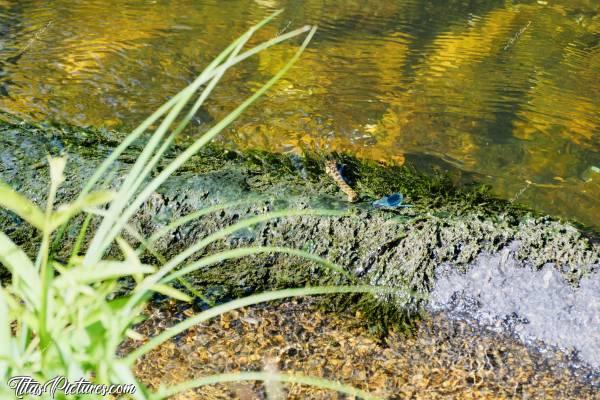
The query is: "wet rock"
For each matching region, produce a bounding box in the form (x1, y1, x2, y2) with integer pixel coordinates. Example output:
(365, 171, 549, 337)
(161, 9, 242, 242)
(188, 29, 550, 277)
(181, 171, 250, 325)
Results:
(1, 117, 599, 367)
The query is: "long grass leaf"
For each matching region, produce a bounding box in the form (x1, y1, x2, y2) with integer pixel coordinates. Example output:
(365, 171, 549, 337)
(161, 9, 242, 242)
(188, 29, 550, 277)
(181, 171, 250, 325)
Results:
(173, 277, 215, 307)
(110, 362, 147, 400)
(83, 28, 252, 259)
(142, 197, 265, 252)
(80, 11, 300, 204)
(53, 261, 155, 286)
(0, 287, 11, 374)
(0, 231, 41, 309)
(162, 246, 354, 284)
(38, 157, 67, 356)
(101, 27, 317, 262)
(57, 24, 310, 253)
(49, 191, 114, 232)
(83, 11, 287, 264)
(121, 222, 214, 306)
(68, 213, 92, 265)
(85, 96, 203, 261)
(119, 28, 253, 241)
(124, 285, 396, 363)
(163, 208, 344, 274)
(154, 371, 382, 400)
(76, 11, 284, 199)
(83, 212, 206, 305)
(126, 208, 345, 311)
(150, 284, 192, 302)
(0, 181, 45, 230)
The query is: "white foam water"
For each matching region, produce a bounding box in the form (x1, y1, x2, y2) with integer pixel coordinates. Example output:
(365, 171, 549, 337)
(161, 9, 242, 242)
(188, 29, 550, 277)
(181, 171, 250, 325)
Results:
(429, 241, 600, 370)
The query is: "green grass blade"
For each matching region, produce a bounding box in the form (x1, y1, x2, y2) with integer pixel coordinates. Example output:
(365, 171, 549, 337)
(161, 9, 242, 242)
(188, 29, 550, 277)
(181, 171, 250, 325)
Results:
(110, 361, 147, 400)
(150, 284, 192, 303)
(57, 22, 306, 254)
(76, 10, 285, 199)
(119, 28, 253, 238)
(101, 27, 317, 262)
(0, 181, 45, 230)
(154, 371, 383, 400)
(51, 165, 120, 256)
(38, 157, 67, 357)
(0, 231, 41, 309)
(78, 11, 298, 202)
(49, 190, 114, 232)
(53, 261, 155, 286)
(83, 12, 287, 263)
(162, 245, 354, 284)
(121, 222, 215, 306)
(85, 95, 205, 262)
(124, 285, 395, 363)
(173, 277, 215, 307)
(0, 287, 11, 375)
(126, 208, 345, 311)
(140, 196, 265, 253)
(68, 213, 93, 265)
(163, 208, 344, 274)
(83, 26, 252, 260)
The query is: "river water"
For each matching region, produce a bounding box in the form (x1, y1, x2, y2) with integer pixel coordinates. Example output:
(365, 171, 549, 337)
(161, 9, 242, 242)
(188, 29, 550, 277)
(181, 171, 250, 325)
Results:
(0, 0, 598, 226)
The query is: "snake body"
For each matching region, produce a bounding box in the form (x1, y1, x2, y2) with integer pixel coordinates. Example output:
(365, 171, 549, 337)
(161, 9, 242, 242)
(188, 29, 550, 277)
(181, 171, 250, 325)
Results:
(325, 159, 358, 202)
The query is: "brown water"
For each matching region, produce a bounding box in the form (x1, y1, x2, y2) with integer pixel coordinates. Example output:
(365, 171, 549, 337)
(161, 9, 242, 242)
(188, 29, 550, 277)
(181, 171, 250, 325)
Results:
(0, 0, 598, 227)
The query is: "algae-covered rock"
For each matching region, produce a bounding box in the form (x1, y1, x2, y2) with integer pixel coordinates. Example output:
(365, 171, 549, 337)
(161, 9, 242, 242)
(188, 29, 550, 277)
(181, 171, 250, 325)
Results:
(1, 117, 598, 324)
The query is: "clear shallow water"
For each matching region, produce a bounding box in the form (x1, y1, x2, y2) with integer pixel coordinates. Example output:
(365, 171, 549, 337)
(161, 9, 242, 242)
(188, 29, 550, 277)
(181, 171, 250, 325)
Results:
(0, 0, 598, 226)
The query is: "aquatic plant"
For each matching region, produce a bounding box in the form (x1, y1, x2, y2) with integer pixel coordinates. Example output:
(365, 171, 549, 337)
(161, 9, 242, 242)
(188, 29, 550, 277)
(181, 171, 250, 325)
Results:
(0, 11, 386, 400)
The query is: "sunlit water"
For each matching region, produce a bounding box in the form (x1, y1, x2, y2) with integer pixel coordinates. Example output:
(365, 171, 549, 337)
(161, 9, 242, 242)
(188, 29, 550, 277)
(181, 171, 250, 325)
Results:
(0, 0, 598, 227)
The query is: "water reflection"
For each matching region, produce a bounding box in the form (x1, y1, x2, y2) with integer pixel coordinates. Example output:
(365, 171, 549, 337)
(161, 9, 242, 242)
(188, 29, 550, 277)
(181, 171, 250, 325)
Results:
(0, 0, 598, 226)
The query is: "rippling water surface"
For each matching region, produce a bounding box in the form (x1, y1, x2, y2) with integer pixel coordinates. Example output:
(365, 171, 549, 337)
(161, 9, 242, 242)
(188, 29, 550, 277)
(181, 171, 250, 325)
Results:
(0, 0, 598, 226)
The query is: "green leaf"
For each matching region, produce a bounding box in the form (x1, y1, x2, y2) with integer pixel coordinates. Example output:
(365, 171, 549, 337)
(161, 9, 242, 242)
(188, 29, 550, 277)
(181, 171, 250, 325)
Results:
(48, 156, 66, 190)
(125, 329, 145, 342)
(110, 361, 147, 400)
(48, 334, 70, 374)
(53, 261, 155, 286)
(144, 197, 264, 249)
(0, 181, 45, 230)
(163, 246, 354, 284)
(116, 236, 146, 283)
(150, 284, 192, 302)
(106, 296, 131, 312)
(85, 23, 316, 265)
(125, 285, 402, 363)
(85, 320, 108, 360)
(0, 288, 11, 374)
(0, 231, 41, 309)
(125, 208, 347, 313)
(49, 190, 115, 232)
(155, 371, 383, 400)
